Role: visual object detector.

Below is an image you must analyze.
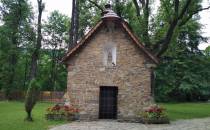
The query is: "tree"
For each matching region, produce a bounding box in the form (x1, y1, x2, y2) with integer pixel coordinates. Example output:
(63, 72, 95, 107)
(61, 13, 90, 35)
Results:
(155, 53, 210, 102)
(132, 0, 210, 57)
(69, 0, 79, 49)
(154, 18, 210, 102)
(25, 0, 44, 121)
(42, 11, 69, 91)
(0, 0, 34, 99)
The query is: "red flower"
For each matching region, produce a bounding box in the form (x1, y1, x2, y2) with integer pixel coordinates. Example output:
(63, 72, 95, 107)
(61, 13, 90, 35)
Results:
(46, 104, 79, 114)
(52, 105, 61, 111)
(144, 105, 165, 114)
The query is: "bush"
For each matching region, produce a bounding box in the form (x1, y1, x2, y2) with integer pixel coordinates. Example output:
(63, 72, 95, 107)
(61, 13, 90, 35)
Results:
(25, 79, 41, 121)
(45, 104, 79, 121)
(140, 104, 169, 124)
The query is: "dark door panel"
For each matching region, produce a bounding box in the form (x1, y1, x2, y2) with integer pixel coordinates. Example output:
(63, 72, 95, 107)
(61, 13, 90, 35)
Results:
(99, 86, 118, 119)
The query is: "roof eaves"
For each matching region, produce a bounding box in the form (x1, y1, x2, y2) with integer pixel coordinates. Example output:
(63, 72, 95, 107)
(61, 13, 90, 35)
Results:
(121, 21, 159, 64)
(61, 21, 103, 63)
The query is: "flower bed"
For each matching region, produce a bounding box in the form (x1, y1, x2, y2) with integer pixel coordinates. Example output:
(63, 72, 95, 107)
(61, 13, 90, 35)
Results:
(45, 104, 79, 121)
(140, 104, 170, 124)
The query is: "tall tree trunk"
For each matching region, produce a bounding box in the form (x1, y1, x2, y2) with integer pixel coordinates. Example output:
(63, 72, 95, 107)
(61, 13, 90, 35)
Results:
(142, 0, 151, 48)
(25, 0, 44, 121)
(155, 20, 178, 57)
(75, 0, 79, 43)
(28, 0, 43, 80)
(69, 0, 79, 50)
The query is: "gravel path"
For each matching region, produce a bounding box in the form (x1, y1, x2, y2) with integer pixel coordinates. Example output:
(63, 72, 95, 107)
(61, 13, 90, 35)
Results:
(49, 118, 210, 130)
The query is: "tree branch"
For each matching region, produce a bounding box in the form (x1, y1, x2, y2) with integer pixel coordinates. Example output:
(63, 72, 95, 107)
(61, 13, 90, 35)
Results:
(155, 20, 178, 57)
(87, 0, 103, 12)
(179, 6, 210, 27)
(174, 0, 179, 18)
(132, 0, 140, 16)
(139, 0, 145, 6)
(178, 0, 192, 20)
(155, 0, 193, 57)
(143, 0, 151, 47)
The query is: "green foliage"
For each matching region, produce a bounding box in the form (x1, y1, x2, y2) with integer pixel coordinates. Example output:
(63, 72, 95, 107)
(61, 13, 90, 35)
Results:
(38, 50, 67, 91)
(42, 11, 68, 91)
(204, 46, 210, 56)
(153, 1, 210, 102)
(155, 53, 210, 102)
(78, 0, 107, 37)
(25, 79, 41, 121)
(0, 0, 34, 97)
(0, 8, 68, 93)
(43, 10, 69, 43)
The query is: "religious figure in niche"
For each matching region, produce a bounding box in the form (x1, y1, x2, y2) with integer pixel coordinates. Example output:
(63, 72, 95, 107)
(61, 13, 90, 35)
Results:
(103, 44, 116, 67)
(107, 50, 113, 66)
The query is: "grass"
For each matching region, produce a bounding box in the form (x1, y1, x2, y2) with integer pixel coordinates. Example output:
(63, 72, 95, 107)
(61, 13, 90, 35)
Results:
(0, 101, 66, 130)
(1, 102, 210, 130)
(160, 102, 210, 121)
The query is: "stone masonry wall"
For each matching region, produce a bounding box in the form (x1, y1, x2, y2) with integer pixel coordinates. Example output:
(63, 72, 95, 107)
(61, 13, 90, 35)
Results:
(66, 23, 155, 121)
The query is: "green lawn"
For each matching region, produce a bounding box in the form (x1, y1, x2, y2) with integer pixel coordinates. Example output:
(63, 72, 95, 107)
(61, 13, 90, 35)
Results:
(0, 101, 66, 130)
(0, 102, 210, 130)
(161, 102, 210, 120)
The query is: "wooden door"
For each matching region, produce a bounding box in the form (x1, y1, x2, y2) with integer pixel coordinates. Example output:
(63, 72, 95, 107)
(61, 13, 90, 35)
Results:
(99, 86, 118, 119)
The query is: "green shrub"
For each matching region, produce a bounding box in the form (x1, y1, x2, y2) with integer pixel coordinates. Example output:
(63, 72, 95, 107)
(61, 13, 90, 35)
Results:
(25, 79, 41, 121)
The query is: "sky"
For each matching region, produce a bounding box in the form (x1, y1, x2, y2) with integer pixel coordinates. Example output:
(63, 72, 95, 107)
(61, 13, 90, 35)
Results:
(29, 0, 72, 20)
(29, 0, 210, 50)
